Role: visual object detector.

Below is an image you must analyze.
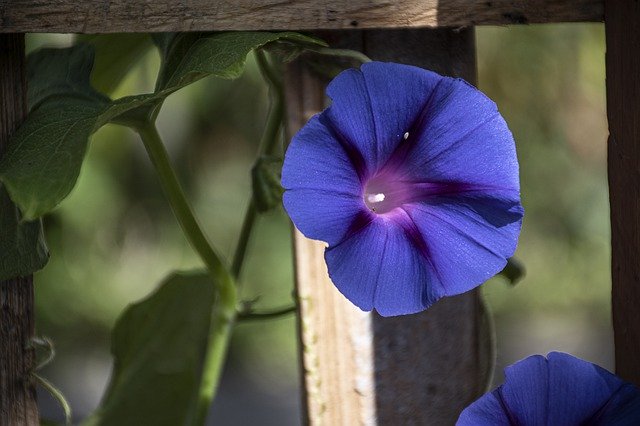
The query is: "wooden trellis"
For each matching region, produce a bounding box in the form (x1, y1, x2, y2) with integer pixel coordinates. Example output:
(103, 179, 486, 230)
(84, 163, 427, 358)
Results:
(0, 1, 637, 424)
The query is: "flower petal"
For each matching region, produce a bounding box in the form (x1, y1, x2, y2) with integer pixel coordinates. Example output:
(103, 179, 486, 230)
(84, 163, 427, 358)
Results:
(281, 114, 361, 196)
(283, 190, 367, 247)
(592, 383, 640, 425)
(403, 78, 519, 192)
(546, 351, 625, 424)
(282, 114, 368, 246)
(325, 62, 443, 175)
(324, 216, 443, 316)
(498, 354, 550, 424)
(459, 352, 640, 425)
(456, 390, 512, 426)
(404, 193, 522, 296)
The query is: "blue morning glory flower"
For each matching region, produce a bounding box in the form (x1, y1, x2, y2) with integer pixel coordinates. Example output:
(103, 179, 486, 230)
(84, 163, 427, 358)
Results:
(282, 62, 523, 316)
(457, 352, 640, 425)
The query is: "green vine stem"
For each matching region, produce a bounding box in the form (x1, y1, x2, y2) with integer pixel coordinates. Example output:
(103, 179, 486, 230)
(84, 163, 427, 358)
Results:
(231, 50, 284, 279)
(194, 282, 236, 425)
(310, 46, 372, 64)
(237, 304, 297, 321)
(135, 123, 227, 278)
(135, 121, 236, 426)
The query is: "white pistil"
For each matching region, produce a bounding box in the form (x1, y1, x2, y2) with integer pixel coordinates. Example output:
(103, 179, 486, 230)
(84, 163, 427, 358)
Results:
(403, 132, 409, 140)
(367, 193, 385, 204)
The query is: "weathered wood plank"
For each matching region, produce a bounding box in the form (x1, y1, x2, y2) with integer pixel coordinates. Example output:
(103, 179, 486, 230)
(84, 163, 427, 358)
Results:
(606, 0, 640, 386)
(0, 0, 602, 34)
(0, 34, 38, 426)
(286, 28, 488, 424)
(286, 31, 377, 425)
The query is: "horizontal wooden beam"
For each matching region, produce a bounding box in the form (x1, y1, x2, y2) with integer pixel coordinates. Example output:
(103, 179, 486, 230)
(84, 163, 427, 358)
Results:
(0, 0, 602, 34)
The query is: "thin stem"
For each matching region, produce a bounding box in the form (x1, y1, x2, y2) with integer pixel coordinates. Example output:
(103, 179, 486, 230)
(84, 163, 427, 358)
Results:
(231, 51, 284, 279)
(237, 304, 297, 321)
(135, 123, 226, 278)
(311, 46, 372, 64)
(33, 373, 72, 426)
(136, 122, 237, 426)
(194, 279, 236, 425)
(231, 200, 257, 277)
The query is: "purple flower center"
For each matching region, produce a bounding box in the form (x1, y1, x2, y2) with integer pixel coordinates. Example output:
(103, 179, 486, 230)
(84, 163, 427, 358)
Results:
(363, 173, 408, 215)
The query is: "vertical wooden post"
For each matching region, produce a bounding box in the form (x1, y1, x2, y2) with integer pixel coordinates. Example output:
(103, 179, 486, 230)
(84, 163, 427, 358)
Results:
(286, 28, 487, 424)
(0, 34, 39, 425)
(365, 29, 487, 424)
(606, 1, 640, 386)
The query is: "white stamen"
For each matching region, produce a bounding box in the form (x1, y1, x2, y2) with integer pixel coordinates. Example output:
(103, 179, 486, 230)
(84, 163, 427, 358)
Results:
(366, 193, 385, 204)
(403, 132, 410, 140)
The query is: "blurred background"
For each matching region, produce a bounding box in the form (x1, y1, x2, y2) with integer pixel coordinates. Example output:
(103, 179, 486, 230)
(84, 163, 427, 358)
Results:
(29, 23, 610, 424)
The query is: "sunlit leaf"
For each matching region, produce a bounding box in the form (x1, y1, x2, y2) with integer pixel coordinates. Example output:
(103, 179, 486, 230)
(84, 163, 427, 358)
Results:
(77, 34, 153, 95)
(0, 99, 107, 220)
(84, 271, 222, 426)
(27, 43, 109, 111)
(155, 32, 326, 92)
(0, 187, 48, 280)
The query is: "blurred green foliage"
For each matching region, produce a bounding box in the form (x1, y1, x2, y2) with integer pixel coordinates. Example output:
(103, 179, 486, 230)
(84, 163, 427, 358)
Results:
(28, 23, 610, 419)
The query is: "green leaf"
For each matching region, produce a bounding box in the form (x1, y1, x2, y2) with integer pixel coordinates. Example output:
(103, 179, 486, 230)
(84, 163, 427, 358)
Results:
(27, 43, 109, 111)
(3, 32, 326, 220)
(0, 187, 48, 281)
(0, 99, 108, 220)
(151, 33, 179, 62)
(77, 34, 153, 95)
(84, 271, 223, 426)
(155, 32, 326, 92)
(251, 155, 284, 213)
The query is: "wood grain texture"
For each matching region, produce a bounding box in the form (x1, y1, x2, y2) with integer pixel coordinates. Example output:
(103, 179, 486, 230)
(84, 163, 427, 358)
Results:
(0, 34, 38, 426)
(606, 0, 640, 386)
(0, 0, 602, 33)
(286, 32, 377, 425)
(286, 28, 489, 424)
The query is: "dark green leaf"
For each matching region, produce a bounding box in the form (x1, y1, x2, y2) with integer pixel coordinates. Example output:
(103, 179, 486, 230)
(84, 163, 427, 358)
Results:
(4, 32, 325, 220)
(0, 99, 108, 220)
(264, 35, 328, 64)
(84, 271, 220, 426)
(499, 257, 526, 286)
(27, 43, 109, 111)
(77, 34, 153, 95)
(155, 32, 326, 92)
(0, 46, 154, 220)
(251, 155, 284, 213)
(0, 187, 48, 280)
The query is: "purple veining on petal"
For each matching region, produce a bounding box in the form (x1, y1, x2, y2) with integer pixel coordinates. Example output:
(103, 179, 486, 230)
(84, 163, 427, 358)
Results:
(494, 388, 521, 426)
(586, 382, 628, 423)
(319, 114, 370, 181)
(282, 61, 524, 316)
(344, 208, 376, 241)
(457, 352, 640, 425)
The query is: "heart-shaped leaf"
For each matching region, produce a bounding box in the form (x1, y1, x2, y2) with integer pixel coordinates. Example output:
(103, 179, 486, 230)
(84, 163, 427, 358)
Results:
(84, 270, 234, 426)
(27, 43, 110, 111)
